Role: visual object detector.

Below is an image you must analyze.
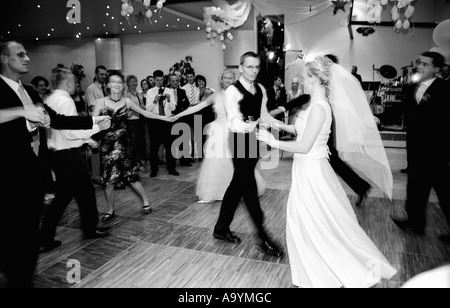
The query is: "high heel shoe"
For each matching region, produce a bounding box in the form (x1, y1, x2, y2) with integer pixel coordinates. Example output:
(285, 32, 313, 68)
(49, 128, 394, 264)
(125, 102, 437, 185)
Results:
(101, 211, 115, 223)
(143, 204, 152, 215)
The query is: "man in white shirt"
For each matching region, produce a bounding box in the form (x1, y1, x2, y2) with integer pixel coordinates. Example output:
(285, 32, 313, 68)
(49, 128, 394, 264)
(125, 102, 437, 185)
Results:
(213, 51, 283, 258)
(85, 65, 108, 113)
(40, 68, 111, 253)
(146, 69, 179, 177)
(181, 68, 199, 160)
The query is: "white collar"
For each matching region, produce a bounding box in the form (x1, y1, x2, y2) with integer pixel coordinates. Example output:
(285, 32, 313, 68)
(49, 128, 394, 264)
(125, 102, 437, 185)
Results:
(0, 74, 22, 92)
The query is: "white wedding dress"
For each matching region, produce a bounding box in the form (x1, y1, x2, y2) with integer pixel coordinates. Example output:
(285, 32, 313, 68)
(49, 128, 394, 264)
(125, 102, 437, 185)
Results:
(286, 99, 397, 288)
(196, 93, 265, 202)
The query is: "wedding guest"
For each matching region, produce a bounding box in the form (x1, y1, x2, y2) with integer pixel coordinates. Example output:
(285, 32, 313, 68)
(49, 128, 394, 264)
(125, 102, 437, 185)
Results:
(124, 74, 147, 169)
(30, 75, 51, 101)
(392, 51, 450, 245)
(181, 68, 199, 160)
(93, 71, 172, 221)
(72, 80, 88, 115)
(173, 70, 266, 203)
(40, 68, 112, 254)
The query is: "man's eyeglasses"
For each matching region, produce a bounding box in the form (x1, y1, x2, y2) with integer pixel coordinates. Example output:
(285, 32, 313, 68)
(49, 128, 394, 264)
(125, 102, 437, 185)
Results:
(2, 52, 29, 58)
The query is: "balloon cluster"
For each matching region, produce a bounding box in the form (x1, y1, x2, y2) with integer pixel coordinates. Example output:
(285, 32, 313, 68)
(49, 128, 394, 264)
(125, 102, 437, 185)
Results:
(430, 19, 450, 64)
(203, 6, 234, 50)
(385, 0, 415, 31)
(120, 0, 166, 24)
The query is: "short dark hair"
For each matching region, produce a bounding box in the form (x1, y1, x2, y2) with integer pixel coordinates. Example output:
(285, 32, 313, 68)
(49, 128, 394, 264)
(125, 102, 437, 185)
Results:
(421, 51, 445, 68)
(185, 68, 195, 76)
(240, 51, 260, 65)
(325, 54, 339, 64)
(31, 76, 49, 88)
(95, 65, 107, 74)
(106, 70, 125, 84)
(194, 75, 207, 87)
(153, 70, 164, 78)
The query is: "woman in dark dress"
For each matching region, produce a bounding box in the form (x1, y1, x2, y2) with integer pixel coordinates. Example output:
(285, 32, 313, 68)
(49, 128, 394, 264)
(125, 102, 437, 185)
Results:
(92, 71, 170, 222)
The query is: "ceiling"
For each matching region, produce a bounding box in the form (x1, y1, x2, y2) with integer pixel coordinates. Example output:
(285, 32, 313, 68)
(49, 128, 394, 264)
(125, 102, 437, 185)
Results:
(0, 0, 214, 42)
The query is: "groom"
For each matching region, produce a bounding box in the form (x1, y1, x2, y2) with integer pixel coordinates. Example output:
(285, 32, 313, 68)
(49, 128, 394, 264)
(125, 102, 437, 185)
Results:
(213, 51, 283, 257)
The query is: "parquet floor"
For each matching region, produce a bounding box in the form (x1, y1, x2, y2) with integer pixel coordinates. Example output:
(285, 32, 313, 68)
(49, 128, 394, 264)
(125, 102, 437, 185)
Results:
(5, 147, 450, 288)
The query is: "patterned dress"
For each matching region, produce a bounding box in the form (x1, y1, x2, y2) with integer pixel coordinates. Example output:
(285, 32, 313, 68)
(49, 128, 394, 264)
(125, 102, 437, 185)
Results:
(99, 104, 140, 186)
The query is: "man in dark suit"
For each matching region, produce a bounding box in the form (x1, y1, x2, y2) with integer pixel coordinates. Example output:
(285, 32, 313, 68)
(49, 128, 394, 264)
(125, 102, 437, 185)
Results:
(169, 73, 192, 166)
(266, 75, 287, 122)
(392, 51, 450, 245)
(0, 40, 106, 288)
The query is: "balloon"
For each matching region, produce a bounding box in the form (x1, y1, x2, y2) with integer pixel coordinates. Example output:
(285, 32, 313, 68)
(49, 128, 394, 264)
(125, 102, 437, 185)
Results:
(403, 19, 410, 30)
(380, 0, 388, 5)
(222, 44, 227, 50)
(227, 32, 233, 40)
(121, 10, 127, 17)
(391, 12, 399, 21)
(433, 19, 450, 49)
(161, 0, 166, 3)
(391, 6, 398, 14)
(156, 1, 163, 9)
(145, 10, 153, 18)
(143, 0, 151, 7)
(127, 6, 134, 14)
(206, 33, 211, 39)
(121, 3, 129, 11)
(205, 27, 212, 33)
(220, 35, 224, 41)
(395, 19, 402, 29)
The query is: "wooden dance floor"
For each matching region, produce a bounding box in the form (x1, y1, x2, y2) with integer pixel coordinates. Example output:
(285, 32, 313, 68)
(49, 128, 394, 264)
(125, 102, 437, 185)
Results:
(4, 147, 450, 288)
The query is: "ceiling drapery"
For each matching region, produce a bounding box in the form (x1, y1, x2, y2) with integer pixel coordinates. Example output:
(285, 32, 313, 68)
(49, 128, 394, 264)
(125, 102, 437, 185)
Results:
(212, 0, 333, 27)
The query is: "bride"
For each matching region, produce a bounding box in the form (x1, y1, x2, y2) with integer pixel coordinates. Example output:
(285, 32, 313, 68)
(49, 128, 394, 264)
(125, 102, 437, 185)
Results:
(256, 57, 397, 288)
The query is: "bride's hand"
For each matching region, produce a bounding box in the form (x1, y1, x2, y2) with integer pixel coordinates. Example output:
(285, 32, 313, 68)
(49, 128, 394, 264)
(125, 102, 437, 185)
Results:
(256, 128, 276, 146)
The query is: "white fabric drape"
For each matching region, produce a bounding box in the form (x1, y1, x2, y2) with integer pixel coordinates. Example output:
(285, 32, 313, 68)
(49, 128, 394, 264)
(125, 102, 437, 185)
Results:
(251, 0, 332, 25)
(212, 0, 253, 28)
(329, 63, 393, 199)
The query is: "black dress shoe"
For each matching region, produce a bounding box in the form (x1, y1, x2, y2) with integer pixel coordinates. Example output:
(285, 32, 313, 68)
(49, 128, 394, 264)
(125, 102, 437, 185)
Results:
(213, 231, 242, 243)
(391, 217, 424, 235)
(356, 187, 371, 207)
(150, 171, 157, 178)
(168, 170, 180, 176)
(400, 168, 408, 174)
(84, 227, 110, 239)
(40, 240, 62, 253)
(438, 234, 450, 245)
(257, 240, 283, 258)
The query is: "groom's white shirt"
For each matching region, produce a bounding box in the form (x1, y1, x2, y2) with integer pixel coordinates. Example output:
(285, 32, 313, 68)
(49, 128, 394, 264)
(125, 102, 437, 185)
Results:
(224, 76, 277, 133)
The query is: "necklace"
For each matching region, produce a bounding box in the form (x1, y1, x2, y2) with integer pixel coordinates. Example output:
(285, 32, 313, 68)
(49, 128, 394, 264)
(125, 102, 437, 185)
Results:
(108, 96, 122, 102)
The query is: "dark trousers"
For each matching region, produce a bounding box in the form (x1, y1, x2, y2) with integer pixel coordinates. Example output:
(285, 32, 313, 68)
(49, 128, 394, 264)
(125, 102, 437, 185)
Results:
(328, 145, 371, 195)
(40, 148, 99, 243)
(0, 160, 44, 288)
(406, 160, 450, 230)
(147, 119, 176, 172)
(214, 157, 268, 241)
(0, 152, 44, 288)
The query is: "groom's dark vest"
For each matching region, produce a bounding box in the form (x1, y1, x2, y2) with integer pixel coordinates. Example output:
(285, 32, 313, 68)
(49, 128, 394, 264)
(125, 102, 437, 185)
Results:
(229, 80, 262, 159)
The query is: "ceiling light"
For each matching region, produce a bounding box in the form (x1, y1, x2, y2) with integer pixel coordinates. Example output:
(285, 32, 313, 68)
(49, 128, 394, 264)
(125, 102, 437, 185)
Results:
(18, 24, 21, 27)
(197, 27, 201, 30)
(103, 24, 106, 27)
(51, 28, 55, 31)
(37, 5, 40, 8)
(47, 33, 50, 37)
(177, 19, 180, 22)
(166, 24, 169, 27)
(106, 13, 109, 16)
(134, 26, 137, 29)
(111, 16, 115, 19)
(139, 31, 142, 33)
(106, 32, 109, 35)
(154, 20, 158, 23)
(187, 24, 190, 28)
(122, 28, 125, 31)
(36, 37, 39, 41)
(87, 27, 90, 30)
(107, 5, 110, 9)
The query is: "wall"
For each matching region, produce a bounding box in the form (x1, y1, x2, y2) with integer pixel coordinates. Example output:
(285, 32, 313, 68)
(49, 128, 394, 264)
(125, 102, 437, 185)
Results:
(284, 5, 436, 83)
(22, 30, 224, 92)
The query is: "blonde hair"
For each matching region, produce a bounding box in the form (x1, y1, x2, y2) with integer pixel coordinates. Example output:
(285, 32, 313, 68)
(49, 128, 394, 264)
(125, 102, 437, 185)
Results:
(305, 56, 332, 99)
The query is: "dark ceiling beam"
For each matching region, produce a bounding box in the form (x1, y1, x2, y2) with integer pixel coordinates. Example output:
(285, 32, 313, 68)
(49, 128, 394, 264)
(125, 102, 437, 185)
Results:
(350, 21, 439, 28)
(348, 0, 355, 40)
